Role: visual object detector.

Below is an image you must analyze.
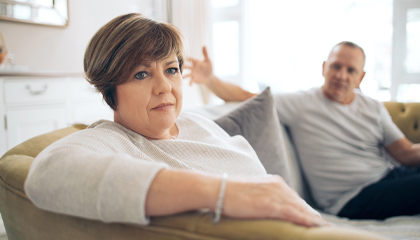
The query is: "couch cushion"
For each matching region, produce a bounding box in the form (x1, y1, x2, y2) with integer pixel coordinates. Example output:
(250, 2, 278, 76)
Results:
(214, 87, 292, 186)
(322, 212, 420, 240)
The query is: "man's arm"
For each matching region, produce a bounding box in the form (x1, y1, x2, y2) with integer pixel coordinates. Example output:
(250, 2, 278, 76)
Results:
(184, 46, 256, 102)
(206, 75, 257, 102)
(386, 138, 420, 167)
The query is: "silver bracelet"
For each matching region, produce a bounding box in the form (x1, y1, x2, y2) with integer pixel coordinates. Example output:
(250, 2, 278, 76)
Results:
(213, 172, 228, 223)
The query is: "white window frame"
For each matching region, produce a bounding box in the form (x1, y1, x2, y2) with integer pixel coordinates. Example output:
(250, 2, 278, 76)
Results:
(212, 0, 249, 89)
(391, 0, 420, 100)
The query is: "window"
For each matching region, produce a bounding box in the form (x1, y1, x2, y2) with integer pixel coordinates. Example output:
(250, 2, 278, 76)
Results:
(211, 0, 420, 102)
(211, 0, 247, 88)
(392, 0, 420, 102)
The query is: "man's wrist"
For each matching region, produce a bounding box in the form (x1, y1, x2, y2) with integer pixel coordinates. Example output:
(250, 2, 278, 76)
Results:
(206, 74, 217, 87)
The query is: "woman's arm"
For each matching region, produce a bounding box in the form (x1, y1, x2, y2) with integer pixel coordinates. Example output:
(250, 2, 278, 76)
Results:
(25, 130, 325, 228)
(147, 169, 326, 227)
(184, 46, 256, 102)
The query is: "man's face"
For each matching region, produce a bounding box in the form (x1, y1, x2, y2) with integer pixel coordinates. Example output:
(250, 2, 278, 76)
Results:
(321, 45, 366, 104)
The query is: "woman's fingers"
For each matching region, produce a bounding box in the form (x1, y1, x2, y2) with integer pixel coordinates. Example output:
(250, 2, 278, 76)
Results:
(222, 175, 328, 227)
(274, 205, 316, 227)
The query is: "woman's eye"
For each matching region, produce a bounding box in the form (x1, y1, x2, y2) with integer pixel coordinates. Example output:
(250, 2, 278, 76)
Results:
(134, 72, 147, 80)
(167, 68, 178, 74)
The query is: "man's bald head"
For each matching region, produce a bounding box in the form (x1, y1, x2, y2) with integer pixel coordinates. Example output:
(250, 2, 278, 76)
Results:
(328, 41, 366, 68)
(322, 41, 367, 104)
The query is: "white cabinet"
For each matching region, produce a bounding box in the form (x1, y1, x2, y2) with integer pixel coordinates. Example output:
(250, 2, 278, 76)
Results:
(0, 74, 113, 156)
(6, 107, 67, 150)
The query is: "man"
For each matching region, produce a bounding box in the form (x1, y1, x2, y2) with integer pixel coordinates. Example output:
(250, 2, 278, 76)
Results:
(184, 42, 420, 219)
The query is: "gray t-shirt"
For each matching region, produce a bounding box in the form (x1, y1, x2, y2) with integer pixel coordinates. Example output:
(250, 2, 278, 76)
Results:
(274, 87, 404, 214)
(25, 112, 266, 225)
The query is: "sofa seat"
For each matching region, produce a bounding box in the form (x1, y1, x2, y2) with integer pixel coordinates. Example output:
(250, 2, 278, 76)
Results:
(322, 213, 420, 240)
(191, 101, 420, 240)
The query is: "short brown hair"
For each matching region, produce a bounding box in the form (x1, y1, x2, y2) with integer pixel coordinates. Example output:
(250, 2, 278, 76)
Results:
(84, 13, 185, 110)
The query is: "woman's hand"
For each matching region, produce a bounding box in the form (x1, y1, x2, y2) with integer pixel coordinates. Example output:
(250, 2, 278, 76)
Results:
(146, 169, 327, 228)
(223, 175, 327, 227)
(183, 46, 215, 86)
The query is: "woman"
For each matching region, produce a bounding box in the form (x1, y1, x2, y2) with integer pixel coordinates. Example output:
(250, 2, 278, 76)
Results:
(24, 13, 325, 228)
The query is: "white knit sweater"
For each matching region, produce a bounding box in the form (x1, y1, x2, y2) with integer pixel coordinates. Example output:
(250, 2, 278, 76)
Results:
(24, 112, 266, 225)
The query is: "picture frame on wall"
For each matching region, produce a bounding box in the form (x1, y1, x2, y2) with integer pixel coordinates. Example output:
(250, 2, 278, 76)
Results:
(0, 0, 69, 27)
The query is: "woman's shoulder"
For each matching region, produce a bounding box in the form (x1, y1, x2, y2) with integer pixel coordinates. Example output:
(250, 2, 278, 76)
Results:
(179, 111, 212, 122)
(88, 119, 125, 131)
(87, 119, 143, 138)
(41, 120, 140, 155)
(177, 111, 230, 138)
(176, 111, 212, 127)
(178, 111, 224, 129)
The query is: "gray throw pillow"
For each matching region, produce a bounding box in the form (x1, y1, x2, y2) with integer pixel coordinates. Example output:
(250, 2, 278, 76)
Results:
(214, 87, 292, 186)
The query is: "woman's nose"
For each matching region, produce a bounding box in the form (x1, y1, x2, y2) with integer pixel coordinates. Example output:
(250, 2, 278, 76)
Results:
(153, 73, 172, 95)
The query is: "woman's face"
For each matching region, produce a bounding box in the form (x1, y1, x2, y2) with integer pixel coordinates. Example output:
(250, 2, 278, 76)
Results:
(114, 54, 183, 139)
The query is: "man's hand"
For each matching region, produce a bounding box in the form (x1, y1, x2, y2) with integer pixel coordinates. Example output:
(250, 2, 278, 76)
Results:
(183, 46, 256, 101)
(184, 46, 214, 86)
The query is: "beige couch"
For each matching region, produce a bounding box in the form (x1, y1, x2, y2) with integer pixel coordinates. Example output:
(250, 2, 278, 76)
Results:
(0, 102, 418, 240)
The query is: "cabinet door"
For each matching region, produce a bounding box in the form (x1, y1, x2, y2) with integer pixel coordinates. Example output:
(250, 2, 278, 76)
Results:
(6, 107, 67, 150)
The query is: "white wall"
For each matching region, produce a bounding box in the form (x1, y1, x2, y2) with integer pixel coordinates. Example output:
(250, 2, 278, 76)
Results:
(0, 0, 154, 72)
(0, 0, 154, 235)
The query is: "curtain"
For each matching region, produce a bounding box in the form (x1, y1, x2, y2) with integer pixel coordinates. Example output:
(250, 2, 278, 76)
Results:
(170, 0, 214, 107)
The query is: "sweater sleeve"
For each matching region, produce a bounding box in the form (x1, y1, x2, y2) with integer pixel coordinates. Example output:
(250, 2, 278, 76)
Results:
(24, 131, 169, 225)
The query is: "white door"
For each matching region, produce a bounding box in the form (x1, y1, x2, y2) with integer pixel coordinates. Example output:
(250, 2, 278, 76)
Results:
(6, 107, 67, 150)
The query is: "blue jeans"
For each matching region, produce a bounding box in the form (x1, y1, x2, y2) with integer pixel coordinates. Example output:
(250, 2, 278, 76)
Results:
(337, 166, 420, 219)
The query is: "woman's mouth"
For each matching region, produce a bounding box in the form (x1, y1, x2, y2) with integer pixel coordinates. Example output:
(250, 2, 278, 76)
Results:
(152, 103, 174, 111)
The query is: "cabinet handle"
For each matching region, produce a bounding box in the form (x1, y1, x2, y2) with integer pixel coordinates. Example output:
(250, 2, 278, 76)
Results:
(25, 84, 48, 95)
